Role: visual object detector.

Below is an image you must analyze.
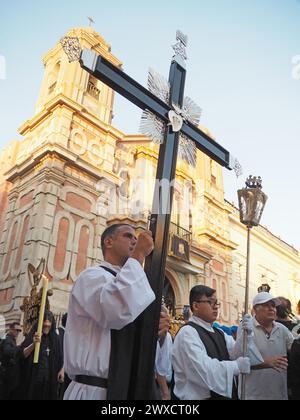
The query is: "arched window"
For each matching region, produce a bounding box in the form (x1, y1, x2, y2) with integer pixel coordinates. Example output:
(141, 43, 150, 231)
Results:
(48, 62, 60, 94)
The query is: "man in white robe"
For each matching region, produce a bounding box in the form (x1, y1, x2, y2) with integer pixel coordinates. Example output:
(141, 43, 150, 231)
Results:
(64, 224, 156, 400)
(172, 285, 251, 400)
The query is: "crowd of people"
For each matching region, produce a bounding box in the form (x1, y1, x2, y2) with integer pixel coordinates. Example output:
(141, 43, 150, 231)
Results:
(0, 223, 300, 400)
(0, 311, 64, 400)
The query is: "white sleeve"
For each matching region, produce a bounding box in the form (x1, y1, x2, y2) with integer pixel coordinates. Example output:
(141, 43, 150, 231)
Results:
(223, 332, 237, 359)
(155, 332, 173, 380)
(173, 326, 239, 399)
(231, 325, 264, 365)
(72, 258, 155, 330)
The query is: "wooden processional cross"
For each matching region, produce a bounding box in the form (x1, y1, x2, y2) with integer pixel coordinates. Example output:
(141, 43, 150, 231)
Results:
(61, 31, 238, 399)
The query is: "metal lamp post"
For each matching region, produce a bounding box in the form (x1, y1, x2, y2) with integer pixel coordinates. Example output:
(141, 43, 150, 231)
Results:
(237, 176, 268, 400)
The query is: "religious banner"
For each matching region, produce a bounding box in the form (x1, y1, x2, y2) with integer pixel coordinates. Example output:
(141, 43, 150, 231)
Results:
(20, 259, 53, 335)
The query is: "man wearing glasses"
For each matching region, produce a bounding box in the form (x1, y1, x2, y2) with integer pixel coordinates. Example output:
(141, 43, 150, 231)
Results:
(0, 323, 23, 400)
(172, 285, 251, 400)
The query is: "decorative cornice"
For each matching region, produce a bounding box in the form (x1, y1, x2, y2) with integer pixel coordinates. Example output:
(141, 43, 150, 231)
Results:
(122, 135, 152, 144)
(18, 94, 123, 141)
(201, 190, 230, 213)
(134, 147, 159, 162)
(196, 228, 238, 251)
(167, 255, 203, 275)
(5, 148, 120, 186)
(190, 244, 211, 262)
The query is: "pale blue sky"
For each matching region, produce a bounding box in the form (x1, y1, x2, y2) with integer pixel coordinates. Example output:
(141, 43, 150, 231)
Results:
(1, 0, 300, 248)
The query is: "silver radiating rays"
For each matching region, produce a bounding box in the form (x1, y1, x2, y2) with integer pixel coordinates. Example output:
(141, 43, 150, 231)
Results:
(140, 68, 169, 144)
(179, 134, 197, 166)
(140, 110, 166, 145)
(140, 66, 201, 166)
(178, 98, 201, 166)
(181, 96, 202, 126)
(140, 31, 200, 167)
(148, 67, 170, 103)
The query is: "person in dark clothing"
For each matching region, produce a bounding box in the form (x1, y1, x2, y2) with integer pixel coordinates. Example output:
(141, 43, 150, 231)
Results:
(21, 311, 63, 400)
(276, 296, 300, 399)
(0, 323, 23, 400)
(58, 313, 67, 344)
(276, 297, 295, 331)
(57, 313, 67, 363)
(289, 338, 300, 400)
(57, 313, 70, 399)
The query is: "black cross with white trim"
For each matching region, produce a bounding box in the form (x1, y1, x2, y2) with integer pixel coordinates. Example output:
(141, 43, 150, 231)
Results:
(69, 33, 234, 399)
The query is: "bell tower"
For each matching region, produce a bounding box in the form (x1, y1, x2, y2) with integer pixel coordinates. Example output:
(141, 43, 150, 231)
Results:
(0, 28, 124, 322)
(35, 27, 122, 124)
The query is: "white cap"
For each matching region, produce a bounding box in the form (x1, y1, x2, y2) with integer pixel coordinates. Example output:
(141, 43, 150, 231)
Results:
(252, 292, 281, 307)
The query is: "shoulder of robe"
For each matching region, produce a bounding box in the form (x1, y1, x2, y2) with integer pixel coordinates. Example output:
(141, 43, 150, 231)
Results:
(175, 324, 199, 340)
(75, 266, 109, 284)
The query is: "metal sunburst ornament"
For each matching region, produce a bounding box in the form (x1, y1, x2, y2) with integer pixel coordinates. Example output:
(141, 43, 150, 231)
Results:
(140, 109, 166, 145)
(181, 96, 202, 126)
(140, 31, 202, 167)
(179, 134, 197, 166)
(148, 67, 170, 103)
(140, 68, 169, 144)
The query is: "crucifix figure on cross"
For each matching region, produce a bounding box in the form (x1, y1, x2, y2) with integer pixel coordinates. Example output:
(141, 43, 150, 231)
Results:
(61, 31, 241, 399)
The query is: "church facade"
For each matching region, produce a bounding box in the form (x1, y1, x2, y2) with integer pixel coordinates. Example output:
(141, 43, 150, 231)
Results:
(1, 28, 300, 330)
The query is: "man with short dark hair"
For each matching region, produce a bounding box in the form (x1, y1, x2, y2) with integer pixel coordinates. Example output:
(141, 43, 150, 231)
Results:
(172, 285, 251, 400)
(276, 297, 294, 331)
(1, 322, 23, 399)
(64, 224, 157, 400)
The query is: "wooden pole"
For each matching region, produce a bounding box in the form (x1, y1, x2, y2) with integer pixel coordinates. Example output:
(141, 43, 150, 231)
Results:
(33, 274, 49, 364)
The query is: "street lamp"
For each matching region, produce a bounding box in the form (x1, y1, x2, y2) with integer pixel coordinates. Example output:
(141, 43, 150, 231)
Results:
(237, 176, 268, 400)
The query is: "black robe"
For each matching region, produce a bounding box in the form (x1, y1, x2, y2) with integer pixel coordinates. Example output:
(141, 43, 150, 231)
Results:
(0, 333, 23, 399)
(20, 326, 63, 400)
(290, 338, 300, 400)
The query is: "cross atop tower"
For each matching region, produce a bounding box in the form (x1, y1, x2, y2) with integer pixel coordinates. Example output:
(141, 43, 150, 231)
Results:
(87, 16, 95, 27)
